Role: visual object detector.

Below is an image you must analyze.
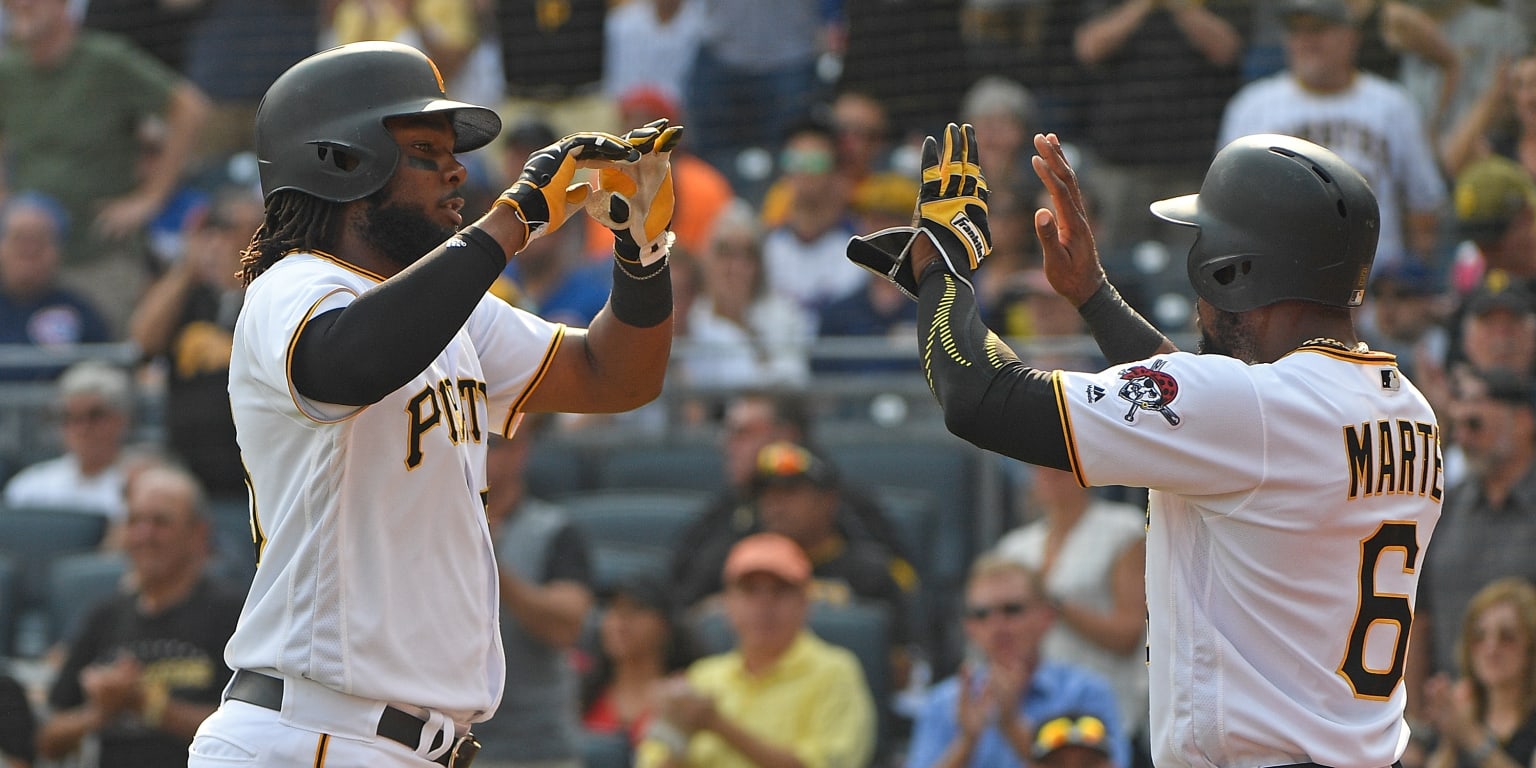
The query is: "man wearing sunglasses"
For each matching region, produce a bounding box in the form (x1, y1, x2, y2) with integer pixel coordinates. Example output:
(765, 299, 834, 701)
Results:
(906, 554, 1128, 768)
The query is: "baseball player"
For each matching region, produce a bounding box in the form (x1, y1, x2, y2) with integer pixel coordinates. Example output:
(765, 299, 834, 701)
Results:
(186, 42, 678, 768)
(848, 125, 1441, 768)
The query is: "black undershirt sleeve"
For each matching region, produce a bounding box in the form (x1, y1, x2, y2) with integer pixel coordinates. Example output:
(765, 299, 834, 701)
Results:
(1077, 280, 1175, 364)
(291, 227, 507, 406)
(915, 264, 1074, 471)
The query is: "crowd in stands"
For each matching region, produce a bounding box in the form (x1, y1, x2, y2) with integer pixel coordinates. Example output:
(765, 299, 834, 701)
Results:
(0, 0, 1532, 766)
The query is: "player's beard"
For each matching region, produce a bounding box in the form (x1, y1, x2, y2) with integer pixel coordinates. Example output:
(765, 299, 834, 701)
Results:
(1197, 306, 1257, 362)
(357, 196, 459, 270)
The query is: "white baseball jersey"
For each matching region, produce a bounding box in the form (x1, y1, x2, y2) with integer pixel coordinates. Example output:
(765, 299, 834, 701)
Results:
(1217, 73, 1447, 271)
(224, 251, 563, 724)
(1056, 345, 1441, 768)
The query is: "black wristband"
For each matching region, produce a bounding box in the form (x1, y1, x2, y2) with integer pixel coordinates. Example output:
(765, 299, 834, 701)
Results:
(455, 225, 507, 268)
(1077, 280, 1169, 364)
(609, 254, 672, 328)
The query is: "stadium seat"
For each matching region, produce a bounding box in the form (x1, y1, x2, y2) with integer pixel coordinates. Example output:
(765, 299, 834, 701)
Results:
(587, 542, 672, 593)
(579, 730, 633, 768)
(0, 555, 16, 656)
(524, 440, 592, 499)
(0, 505, 108, 656)
(558, 489, 712, 551)
(46, 551, 127, 646)
(593, 443, 725, 493)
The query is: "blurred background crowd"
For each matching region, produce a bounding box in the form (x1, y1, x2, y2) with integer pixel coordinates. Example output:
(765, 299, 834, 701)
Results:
(0, 0, 1533, 766)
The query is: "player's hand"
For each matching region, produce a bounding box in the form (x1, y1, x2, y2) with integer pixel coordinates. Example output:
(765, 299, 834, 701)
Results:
(585, 118, 684, 266)
(1031, 132, 1108, 307)
(496, 132, 640, 250)
(845, 122, 991, 299)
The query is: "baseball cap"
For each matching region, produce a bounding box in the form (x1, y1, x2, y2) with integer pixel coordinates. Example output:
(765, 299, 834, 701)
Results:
(1031, 714, 1113, 763)
(1454, 156, 1536, 244)
(852, 172, 920, 219)
(617, 85, 681, 124)
(1278, 0, 1354, 25)
(1369, 260, 1443, 299)
(1464, 270, 1536, 317)
(752, 441, 838, 492)
(722, 532, 812, 586)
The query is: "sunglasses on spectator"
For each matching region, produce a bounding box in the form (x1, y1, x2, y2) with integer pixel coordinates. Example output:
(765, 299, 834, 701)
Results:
(965, 601, 1032, 621)
(780, 149, 834, 175)
(60, 406, 112, 425)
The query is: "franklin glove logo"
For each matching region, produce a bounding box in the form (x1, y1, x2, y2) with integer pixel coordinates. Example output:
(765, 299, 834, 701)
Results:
(951, 213, 986, 269)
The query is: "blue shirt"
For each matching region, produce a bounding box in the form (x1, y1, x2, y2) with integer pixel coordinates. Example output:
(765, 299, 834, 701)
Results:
(905, 660, 1130, 768)
(0, 288, 110, 381)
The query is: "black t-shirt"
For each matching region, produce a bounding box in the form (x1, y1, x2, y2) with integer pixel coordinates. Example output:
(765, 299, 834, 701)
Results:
(49, 576, 244, 768)
(496, 0, 605, 95)
(164, 283, 245, 497)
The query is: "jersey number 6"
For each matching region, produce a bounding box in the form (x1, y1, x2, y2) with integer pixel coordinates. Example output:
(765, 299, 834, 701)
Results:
(1339, 521, 1418, 700)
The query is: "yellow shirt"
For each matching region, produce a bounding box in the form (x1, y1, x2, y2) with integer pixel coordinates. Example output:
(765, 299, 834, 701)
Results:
(636, 631, 876, 768)
(329, 0, 476, 49)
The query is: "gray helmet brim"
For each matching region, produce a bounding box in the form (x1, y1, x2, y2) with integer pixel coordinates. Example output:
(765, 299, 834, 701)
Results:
(416, 99, 501, 153)
(1150, 194, 1200, 227)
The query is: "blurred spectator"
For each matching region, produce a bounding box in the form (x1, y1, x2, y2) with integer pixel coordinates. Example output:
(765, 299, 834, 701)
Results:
(675, 441, 918, 646)
(1074, 0, 1244, 259)
(1243, 0, 1455, 93)
(985, 268, 1106, 372)
(494, 0, 613, 138)
(960, 76, 1040, 208)
(602, 0, 704, 106)
(581, 569, 695, 746)
(762, 90, 906, 228)
(761, 118, 867, 314)
(1397, 0, 1528, 142)
(680, 199, 814, 391)
(182, 0, 319, 160)
(0, 0, 211, 335)
(81, 0, 205, 72)
(682, 0, 837, 197)
(1032, 714, 1117, 768)
(35, 461, 243, 768)
(960, 0, 1087, 137)
(1450, 272, 1536, 383)
(669, 391, 912, 581)
(1443, 54, 1536, 180)
(904, 554, 1129, 768)
(1422, 577, 1536, 768)
(0, 191, 109, 381)
(127, 183, 260, 499)
(995, 467, 1149, 762)
(815, 172, 921, 375)
(636, 532, 876, 768)
(1414, 368, 1536, 692)
(838, 0, 965, 138)
(0, 665, 33, 767)
(1450, 157, 1536, 284)
(1360, 260, 1452, 387)
(490, 119, 612, 325)
(1218, 0, 1447, 274)
(322, 0, 494, 106)
(3, 359, 135, 536)
(584, 86, 734, 261)
(475, 424, 596, 768)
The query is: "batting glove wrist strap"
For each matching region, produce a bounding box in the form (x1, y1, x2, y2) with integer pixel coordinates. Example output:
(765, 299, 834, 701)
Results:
(846, 226, 923, 300)
(496, 132, 639, 251)
(587, 119, 683, 267)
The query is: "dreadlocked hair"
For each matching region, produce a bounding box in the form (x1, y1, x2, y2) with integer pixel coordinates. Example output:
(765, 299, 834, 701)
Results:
(239, 190, 345, 285)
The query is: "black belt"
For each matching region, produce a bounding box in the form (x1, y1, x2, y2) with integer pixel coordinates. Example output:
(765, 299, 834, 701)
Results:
(226, 670, 480, 767)
(1269, 762, 1405, 768)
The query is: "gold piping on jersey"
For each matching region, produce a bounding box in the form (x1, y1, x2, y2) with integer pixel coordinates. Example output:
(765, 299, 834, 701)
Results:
(1052, 371, 1088, 487)
(302, 249, 387, 283)
(285, 287, 366, 426)
(503, 323, 567, 435)
(1284, 344, 1399, 365)
(312, 733, 330, 767)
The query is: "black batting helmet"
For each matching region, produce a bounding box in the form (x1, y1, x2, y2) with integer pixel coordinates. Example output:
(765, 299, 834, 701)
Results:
(1150, 134, 1379, 313)
(254, 41, 502, 203)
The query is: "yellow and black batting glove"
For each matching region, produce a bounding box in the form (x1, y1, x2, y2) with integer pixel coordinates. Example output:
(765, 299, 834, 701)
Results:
(916, 122, 991, 292)
(586, 118, 684, 266)
(496, 131, 639, 250)
(846, 122, 990, 299)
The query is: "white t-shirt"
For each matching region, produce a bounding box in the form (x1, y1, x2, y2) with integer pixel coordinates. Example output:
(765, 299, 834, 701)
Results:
(762, 224, 868, 312)
(1056, 345, 1441, 768)
(1217, 73, 1448, 271)
(2, 455, 126, 521)
(223, 251, 561, 724)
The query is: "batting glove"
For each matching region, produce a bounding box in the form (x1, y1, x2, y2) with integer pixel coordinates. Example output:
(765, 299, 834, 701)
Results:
(845, 122, 992, 299)
(496, 132, 640, 249)
(586, 118, 684, 266)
